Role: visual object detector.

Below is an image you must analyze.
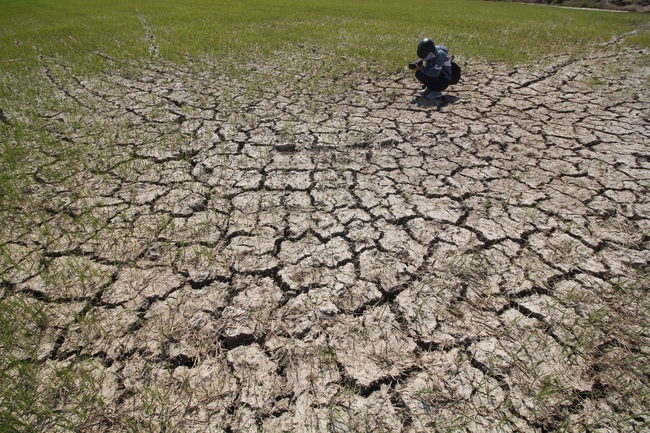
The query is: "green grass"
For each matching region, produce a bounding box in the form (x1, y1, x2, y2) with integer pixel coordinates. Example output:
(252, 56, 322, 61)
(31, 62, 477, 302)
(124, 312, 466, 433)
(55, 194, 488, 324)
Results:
(624, 27, 650, 52)
(0, 124, 28, 202)
(1, 0, 648, 74)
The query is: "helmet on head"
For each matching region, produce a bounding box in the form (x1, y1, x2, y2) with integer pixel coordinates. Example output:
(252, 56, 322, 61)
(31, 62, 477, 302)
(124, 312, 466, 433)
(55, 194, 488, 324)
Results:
(417, 38, 436, 59)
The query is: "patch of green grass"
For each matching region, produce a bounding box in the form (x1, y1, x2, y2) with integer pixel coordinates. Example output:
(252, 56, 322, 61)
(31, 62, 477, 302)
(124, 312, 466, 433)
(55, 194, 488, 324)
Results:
(0, 295, 47, 432)
(1, 0, 648, 77)
(122, 0, 650, 70)
(624, 28, 650, 51)
(0, 0, 148, 70)
(0, 123, 29, 205)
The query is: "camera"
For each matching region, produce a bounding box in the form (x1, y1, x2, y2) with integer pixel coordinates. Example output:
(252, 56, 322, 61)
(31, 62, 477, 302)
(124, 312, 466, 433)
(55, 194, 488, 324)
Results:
(408, 59, 423, 70)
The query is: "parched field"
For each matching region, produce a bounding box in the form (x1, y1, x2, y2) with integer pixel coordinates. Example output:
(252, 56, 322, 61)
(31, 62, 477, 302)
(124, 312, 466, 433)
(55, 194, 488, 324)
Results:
(1, 14, 649, 433)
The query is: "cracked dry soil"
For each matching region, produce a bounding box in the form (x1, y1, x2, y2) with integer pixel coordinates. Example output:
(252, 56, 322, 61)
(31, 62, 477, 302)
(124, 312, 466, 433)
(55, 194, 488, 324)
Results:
(1, 39, 649, 432)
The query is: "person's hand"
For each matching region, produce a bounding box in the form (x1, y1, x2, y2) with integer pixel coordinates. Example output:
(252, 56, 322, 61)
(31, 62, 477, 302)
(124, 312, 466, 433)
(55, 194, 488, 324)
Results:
(415, 64, 422, 72)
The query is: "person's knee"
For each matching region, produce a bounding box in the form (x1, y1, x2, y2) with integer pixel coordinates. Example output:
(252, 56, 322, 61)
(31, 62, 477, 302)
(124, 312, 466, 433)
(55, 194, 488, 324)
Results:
(415, 70, 429, 86)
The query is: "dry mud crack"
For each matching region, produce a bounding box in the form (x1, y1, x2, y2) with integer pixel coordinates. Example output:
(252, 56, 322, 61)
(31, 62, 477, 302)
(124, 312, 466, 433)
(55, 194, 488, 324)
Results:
(1, 41, 649, 432)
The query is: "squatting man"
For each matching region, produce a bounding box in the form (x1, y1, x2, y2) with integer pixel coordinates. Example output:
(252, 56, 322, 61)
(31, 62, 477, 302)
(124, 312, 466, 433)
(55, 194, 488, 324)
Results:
(409, 37, 452, 100)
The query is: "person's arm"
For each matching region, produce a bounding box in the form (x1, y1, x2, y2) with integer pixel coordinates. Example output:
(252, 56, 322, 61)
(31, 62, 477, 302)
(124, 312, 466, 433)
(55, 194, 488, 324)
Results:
(421, 50, 446, 78)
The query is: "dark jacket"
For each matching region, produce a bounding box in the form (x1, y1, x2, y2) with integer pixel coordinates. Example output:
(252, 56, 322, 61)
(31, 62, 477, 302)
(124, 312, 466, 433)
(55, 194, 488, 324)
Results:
(421, 46, 452, 81)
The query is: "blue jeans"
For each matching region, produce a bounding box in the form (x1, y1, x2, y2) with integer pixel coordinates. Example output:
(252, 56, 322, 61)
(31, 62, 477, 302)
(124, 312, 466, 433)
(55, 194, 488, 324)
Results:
(416, 70, 450, 92)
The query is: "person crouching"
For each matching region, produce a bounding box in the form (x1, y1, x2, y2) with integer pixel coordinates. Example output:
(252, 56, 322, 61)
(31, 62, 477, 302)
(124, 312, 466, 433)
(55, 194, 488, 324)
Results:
(410, 38, 452, 100)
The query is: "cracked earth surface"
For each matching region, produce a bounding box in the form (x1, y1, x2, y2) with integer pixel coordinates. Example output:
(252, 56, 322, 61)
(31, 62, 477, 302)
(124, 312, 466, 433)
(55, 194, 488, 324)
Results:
(1, 37, 649, 432)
